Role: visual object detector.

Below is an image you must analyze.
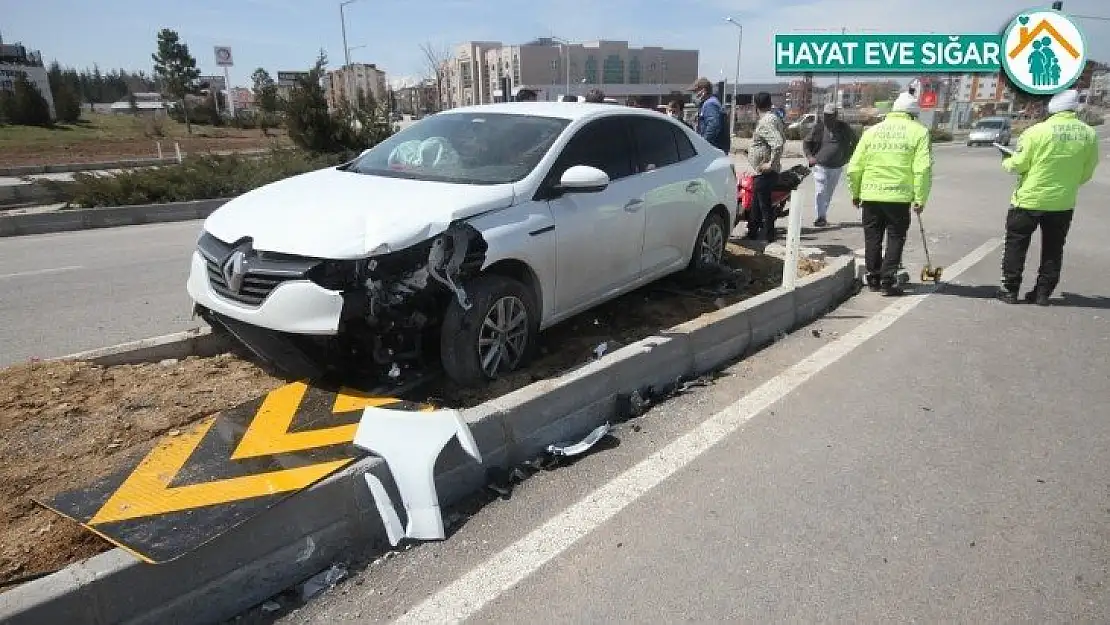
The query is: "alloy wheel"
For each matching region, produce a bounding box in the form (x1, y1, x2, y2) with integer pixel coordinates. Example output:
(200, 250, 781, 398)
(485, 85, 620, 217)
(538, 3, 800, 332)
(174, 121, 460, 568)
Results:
(699, 220, 725, 267)
(477, 295, 529, 377)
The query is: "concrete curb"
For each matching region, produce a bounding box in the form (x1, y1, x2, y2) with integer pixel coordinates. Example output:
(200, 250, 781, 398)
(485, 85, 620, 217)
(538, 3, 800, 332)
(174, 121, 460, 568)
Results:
(52, 326, 233, 367)
(0, 157, 179, 178)
(0, 183, 67, 208)
(0, 198, 228, 238)
(0, 256, 858, 625)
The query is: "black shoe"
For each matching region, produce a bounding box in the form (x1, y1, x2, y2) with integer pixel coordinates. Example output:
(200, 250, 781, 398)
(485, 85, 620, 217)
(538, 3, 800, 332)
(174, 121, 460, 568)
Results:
(995, 289, 1019, 304)
(814, 217, 828, 227)
(866, 275, 882, 292)
(881, 284, 904, 296)
(1024, 290, 1050, 306)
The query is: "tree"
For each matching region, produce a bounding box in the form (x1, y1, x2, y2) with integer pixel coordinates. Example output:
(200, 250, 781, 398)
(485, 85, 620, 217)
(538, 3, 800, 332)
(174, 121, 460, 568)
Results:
(859, 80, 899, 107)
(419, 42, 451, 112)
(285, 50, 392, 155)
(47, 62, 82, 123)
(251, 68, 280, 135)
(7, 73, 53, 126)
(152, 28, 201, 134)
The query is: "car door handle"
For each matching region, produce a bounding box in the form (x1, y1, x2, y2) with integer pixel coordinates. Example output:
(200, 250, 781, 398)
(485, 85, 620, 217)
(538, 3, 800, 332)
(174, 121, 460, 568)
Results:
(686, 181, 701, 193)
(624, 199, 644, 212)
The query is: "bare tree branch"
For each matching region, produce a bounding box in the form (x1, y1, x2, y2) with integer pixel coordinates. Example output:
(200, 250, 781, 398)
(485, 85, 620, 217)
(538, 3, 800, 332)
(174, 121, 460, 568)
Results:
(419, 42, 451, 111)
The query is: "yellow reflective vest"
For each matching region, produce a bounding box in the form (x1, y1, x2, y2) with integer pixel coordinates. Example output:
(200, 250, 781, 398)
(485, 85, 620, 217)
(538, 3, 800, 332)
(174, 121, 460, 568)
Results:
(846, 112, 933, 206)
(1002, 111, 1100, 211)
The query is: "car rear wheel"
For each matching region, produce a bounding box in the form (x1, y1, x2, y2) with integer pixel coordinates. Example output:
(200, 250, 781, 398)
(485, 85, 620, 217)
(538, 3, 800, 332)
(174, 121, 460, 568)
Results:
(440, 275, 538, 387)
(687, 210, 728, 273)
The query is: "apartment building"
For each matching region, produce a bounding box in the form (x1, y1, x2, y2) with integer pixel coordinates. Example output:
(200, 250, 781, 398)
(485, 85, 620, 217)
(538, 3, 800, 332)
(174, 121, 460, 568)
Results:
(953, 72, 1013, 106)
(395, 79, 439, 115)
(441, 41, 503, 108)
(325, 63, 388, 110)
(442, 39, 698, 107)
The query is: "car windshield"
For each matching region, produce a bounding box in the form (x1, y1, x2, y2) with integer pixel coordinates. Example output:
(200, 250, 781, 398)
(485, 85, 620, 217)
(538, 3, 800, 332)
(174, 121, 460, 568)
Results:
(345, 112, 570, 185)
(975, 120, 1005, 129)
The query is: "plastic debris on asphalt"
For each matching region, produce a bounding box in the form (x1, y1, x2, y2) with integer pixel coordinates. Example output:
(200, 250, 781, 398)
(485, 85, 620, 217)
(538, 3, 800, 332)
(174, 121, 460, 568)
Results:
(483, 370, 721, 500)
(300, 563, 348, 601)
(546, 422, 612, 457)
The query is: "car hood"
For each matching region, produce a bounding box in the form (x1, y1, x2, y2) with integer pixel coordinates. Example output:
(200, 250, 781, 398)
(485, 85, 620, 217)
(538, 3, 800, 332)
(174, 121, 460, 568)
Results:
(970, 128, 1002, 136)
(203, 166, 516, 259)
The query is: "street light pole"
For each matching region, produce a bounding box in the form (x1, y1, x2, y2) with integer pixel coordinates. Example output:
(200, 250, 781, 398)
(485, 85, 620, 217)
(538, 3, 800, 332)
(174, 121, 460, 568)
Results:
(725, 17, 743, 140)
(552, 37, 573, 99)
(339, 0, 363, 109)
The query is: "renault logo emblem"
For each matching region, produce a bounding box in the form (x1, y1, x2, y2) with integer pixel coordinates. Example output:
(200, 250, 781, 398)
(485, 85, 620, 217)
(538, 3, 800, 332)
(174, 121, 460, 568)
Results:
(222, 249, 248, 294)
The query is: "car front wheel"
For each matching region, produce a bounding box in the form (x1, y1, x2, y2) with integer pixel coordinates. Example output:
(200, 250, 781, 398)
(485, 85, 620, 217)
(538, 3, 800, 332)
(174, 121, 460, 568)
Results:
(687, 210, 728, 273)
(440, 275, 538, 387)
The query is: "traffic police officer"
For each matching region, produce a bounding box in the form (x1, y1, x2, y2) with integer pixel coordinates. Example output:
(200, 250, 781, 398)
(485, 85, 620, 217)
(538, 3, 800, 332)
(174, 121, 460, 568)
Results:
(997, 89, 1100, 305)
(846, 91, 934, 295)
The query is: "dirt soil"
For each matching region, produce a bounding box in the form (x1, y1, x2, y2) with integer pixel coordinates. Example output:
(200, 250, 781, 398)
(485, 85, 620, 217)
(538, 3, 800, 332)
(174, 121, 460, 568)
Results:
(0, 245, 823, 589)
(0, 354, 285, 589)
(427, 245, 823, 407)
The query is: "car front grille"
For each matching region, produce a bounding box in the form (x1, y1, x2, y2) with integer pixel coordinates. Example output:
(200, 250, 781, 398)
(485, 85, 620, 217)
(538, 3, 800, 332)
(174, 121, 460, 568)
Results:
(197, 233, 319, 307)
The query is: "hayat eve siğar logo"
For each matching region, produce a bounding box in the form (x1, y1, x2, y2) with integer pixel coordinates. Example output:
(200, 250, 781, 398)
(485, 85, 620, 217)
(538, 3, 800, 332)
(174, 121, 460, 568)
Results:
(1001, 8, 1087, 95)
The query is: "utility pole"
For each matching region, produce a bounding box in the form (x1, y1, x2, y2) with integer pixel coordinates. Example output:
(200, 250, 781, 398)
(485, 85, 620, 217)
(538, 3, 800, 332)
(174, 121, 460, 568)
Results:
(339, 0, 363, 108)
(833, 26, 845, 107)
(725, 17, 743, 140)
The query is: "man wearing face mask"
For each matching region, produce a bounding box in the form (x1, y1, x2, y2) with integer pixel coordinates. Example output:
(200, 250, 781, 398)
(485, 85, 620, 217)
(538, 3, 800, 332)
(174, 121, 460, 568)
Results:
(803, 103, 858, 227)
(689, 77, 730, 153)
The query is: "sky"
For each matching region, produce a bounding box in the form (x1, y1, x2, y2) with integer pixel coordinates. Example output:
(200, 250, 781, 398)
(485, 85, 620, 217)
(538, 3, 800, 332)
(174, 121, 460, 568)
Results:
(4, 0, 1109, 90)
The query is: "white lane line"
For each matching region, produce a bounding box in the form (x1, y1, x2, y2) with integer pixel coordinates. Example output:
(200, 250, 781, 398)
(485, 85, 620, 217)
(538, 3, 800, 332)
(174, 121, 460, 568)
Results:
(395, 237, 1004, 625)
(0, 265, 84, 280)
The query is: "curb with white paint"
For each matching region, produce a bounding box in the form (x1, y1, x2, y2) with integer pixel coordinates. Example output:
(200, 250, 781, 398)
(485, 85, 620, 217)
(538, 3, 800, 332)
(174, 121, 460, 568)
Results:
(0, 256, 859, 625)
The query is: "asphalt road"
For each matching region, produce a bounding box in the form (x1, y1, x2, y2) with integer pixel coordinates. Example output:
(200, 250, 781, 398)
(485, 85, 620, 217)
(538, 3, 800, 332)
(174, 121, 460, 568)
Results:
(253, 143, 1110, 623)
(0, 220, 205, 364)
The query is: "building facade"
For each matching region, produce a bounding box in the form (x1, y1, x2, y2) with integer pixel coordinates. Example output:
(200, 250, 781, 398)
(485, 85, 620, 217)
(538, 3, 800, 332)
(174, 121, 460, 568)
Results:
(0, 43, 55, 119)
(442, 39, 698, 107)
(395, 79, 438, 115)
(952, 72, 1014, 107)
(442, 41, 503, 108)
(326, 63, 388, 110)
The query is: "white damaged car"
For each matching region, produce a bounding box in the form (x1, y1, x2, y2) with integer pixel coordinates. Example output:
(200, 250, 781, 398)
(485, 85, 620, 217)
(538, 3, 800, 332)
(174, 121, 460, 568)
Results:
(187, 102, 738, 387)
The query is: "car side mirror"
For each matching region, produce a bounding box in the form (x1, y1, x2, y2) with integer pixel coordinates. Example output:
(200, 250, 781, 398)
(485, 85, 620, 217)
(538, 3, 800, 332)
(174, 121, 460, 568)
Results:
(557, 165, 609, 193)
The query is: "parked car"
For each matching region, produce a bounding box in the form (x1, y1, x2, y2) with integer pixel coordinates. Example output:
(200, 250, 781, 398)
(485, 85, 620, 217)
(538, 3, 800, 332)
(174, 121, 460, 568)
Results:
(187, 102, 739, 387)
(967, 116, 1012, 147)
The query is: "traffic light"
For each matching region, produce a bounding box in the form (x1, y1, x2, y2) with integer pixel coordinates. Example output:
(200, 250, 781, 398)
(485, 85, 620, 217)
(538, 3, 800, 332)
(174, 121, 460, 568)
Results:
(1052, 1, 1062, 10)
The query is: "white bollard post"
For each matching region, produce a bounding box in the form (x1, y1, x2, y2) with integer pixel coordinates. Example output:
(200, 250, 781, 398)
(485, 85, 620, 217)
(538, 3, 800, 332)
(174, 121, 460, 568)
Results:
(156, 141, 163, 160)
(174, 142, 182, 163)
(781, 189, 804, 291)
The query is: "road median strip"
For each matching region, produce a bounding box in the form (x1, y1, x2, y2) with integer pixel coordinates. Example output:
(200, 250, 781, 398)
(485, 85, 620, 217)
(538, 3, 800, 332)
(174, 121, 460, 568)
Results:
(0, 198, 229, 237)
(0, 255, 857, 625)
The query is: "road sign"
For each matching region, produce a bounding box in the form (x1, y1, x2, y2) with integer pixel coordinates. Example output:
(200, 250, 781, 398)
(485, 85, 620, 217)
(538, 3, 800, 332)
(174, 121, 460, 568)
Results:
(214, 46, 234, 67)
(40, 381, 431, 563)
(920, 90, 938, 108)
(198, 74, 227, 92)
(277, 71, 309, 87)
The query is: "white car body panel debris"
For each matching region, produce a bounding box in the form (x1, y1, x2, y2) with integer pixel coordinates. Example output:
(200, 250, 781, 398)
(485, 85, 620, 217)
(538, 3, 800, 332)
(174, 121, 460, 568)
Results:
(354, 407, 483, 544)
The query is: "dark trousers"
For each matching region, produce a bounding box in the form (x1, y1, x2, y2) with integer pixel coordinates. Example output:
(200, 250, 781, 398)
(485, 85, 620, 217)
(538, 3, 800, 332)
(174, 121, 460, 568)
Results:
(747, 170, 779, 242)
(861, 201, 911, 284)
(1000, 207, 1074, 295)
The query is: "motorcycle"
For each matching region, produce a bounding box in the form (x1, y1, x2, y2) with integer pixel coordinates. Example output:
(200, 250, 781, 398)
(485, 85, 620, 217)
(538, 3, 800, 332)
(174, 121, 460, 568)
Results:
(736, 164, 812, 224)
